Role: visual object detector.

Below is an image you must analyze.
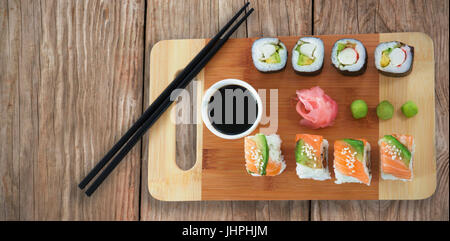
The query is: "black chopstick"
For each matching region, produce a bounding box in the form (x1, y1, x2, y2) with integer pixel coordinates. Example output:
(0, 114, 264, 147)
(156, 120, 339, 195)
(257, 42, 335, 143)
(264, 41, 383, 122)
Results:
(84, 8, 254, 196)
(78, 2, 250, 190)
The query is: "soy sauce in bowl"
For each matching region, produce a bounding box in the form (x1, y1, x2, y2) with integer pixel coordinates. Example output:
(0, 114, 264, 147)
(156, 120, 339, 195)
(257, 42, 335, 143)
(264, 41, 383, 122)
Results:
(207, 85, 259, 135)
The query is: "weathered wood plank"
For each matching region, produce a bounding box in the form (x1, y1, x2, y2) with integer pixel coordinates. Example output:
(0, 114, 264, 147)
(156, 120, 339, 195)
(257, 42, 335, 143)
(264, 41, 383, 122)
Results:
(141, 0, 312, 221)
(0, 0, 21, 220)
(247, 0, 312, 221)
(0, 0, 145, 220)
(141, 0, 235, 221)
(312, 0, 380, 221)
(0, 0, 446, 221)
(376, 0, 449, 221)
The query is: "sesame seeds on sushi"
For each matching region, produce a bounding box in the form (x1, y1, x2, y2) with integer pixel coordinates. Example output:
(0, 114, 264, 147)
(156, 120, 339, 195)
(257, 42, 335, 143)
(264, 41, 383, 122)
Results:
(331, 38, 367, 76)
(375, 41, 414, 77)
(251, 38, 287, 73)
(292, 37, 324, 76)
(295, 134, 331, 181)
(333, 138, 372, 185)
(379, 134, 414, 181)
(244, 133, 286, 176)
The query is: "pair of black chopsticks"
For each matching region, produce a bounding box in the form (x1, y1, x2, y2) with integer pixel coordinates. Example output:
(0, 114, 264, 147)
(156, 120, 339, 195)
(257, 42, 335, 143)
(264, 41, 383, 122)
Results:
(78, 3, 254, 196)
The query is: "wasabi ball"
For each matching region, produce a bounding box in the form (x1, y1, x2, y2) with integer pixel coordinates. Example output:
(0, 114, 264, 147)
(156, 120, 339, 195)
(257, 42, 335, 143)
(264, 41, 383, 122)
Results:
(350, 100, 368, 119)
(376, 100, 394, 120)
(401, 101, 418, 118)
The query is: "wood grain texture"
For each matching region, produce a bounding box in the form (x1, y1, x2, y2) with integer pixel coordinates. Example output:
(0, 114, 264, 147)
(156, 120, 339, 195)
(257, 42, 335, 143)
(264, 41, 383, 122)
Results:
(312, 0, 448, 221)
(0, 0, 447, 221)
(147, 39, 204, 201)
(141, 0, 235, 221)
(246, 0, 312, 221)
(376, 0, 449, 221)
(198, 34, 381, 200)
(150, 31, 435, 202)
(312, 0, 381, 221)
(378, 32, 436, 200)
(142, 0, 312, 220)
(0, 0, 145, 220)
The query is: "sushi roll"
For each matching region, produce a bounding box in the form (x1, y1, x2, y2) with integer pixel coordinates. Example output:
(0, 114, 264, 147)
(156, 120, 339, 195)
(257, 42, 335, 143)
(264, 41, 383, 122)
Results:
(331, 38, 367, 76)
(379, 134, 414, 181)
(295, 134, 331, 180)
(375, 41, 414, 77)
(244, 133, 286, 176)
(333, 138, 371, 185)
(292, 37, 324, 75)
(251, 38, 287, 73)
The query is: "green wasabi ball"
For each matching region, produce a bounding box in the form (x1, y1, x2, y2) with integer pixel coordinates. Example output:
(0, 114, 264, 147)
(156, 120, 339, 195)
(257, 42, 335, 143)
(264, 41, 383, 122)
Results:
(376, 100, 394, 120)
(350, 100, 368, 119)
(401, 101, 418, 118)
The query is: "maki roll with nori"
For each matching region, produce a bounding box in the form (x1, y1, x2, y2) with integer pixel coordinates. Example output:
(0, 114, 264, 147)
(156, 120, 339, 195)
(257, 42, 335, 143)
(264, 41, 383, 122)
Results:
(292, 37, 324, 75)
(251, 38, 287, 73)
(375, 41, 414, 77)
(331, 38, 367, 76)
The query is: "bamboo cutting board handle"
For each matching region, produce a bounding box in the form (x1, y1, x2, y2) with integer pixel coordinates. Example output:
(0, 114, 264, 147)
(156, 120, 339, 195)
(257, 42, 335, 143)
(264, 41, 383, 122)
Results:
(148, 40, 205, 201)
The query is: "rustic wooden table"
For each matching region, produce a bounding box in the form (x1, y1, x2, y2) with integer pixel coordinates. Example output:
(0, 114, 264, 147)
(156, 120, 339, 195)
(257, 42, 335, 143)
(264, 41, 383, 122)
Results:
(0, 0, 448, 221)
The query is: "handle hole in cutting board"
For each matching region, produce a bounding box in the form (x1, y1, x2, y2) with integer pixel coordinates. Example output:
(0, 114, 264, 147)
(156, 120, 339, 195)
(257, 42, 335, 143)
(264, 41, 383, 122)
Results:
(173, 69, 198, 171)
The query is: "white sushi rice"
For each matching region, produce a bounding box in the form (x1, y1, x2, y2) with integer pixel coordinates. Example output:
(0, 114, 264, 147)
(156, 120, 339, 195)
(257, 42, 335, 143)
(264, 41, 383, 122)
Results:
(378, 138, 414, 182)
(374, 41, 413, 74)
(248, 134, 286, 177)
(296, 139, 331, 181)
(334, 142, 372, 186)
(331, 38, 366, 72)
(292, 37, 324, 73)
(252, 38, 287, 72)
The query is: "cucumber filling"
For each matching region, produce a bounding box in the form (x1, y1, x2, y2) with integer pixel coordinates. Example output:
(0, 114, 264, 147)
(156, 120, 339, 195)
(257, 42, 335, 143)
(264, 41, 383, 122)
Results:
(259, 43, 283, 64)
(295, 41, 316, 66)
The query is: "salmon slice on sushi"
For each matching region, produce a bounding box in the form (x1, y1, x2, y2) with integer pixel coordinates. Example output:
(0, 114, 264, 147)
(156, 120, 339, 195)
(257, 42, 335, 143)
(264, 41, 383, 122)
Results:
(251, 38, 287, 73)
(333, 139, 371, 185)
(295, 134, 331, 181)
(375, 41, 414, 77)
(292, 37, 324, 75)
(331, 38, 367, 76)
(244, 133, 286, 176)
(379, 134, 414, 181)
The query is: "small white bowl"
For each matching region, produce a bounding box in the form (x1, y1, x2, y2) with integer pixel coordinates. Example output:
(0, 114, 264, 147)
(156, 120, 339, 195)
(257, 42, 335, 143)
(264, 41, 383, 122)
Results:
(201, 79, 262, 140)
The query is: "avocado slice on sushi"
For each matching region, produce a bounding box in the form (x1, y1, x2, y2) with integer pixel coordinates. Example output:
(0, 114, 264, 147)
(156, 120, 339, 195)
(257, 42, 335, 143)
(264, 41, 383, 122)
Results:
(333, 139, 372, 185)
(378, 134, 414, 181)
(295, 139, 317, 168)
(381, 135, 412, 166)
(298, 54, 315, 66)
(254, 133, 269, 175)
(244, 134, 286, 176)
(265, 51, 281, 64)
(331, 38, 367, 76)
(292, 37, 324, 76)
(375, 41, 414, 77)
(295, 134, 331, 181)
(342, 138, 365, 161)
(252, 38, 287, 73)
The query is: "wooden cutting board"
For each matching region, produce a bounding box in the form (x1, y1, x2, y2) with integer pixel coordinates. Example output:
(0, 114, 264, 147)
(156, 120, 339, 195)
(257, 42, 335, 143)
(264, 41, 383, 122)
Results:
(148, 32, 436, 201)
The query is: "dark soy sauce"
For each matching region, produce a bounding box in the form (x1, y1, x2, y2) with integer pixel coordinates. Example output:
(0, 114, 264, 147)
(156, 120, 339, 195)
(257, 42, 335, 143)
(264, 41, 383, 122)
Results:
(208, 85, 258, 135)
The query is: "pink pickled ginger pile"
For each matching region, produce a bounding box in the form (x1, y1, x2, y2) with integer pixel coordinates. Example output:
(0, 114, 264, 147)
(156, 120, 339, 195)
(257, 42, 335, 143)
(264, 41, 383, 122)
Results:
(295, 86, 338, 129)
